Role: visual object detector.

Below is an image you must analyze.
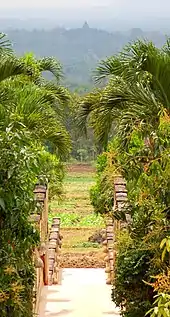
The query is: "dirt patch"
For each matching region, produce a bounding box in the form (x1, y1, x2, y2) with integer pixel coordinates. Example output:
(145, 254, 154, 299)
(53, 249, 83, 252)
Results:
(67, 164, 95, 174)
(60, 228, 104, 250)
(59, 229, 105, 268)
(59, 251, 105, 268)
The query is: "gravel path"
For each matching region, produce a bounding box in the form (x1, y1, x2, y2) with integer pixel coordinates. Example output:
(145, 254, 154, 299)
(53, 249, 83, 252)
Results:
(38, 268, 120, 317)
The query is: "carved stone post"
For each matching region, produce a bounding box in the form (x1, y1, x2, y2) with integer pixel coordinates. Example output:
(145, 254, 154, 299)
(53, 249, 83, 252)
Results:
(103, 176, 131, 285)
(48, 217, 62, 285)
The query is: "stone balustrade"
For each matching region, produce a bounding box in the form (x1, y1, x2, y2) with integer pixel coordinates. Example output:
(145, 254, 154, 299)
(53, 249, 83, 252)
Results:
(102, 176, 129, 284)
(48, 217, 63, 285)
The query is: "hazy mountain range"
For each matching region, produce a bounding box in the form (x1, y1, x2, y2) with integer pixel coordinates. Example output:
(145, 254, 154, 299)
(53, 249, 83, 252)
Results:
(1, 1, 169, 88)
(2, 24, 167, 89)
(1, 17, 170, 32)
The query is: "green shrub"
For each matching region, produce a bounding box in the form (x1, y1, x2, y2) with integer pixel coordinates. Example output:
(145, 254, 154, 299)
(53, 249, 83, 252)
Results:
(0, 130, 40, 316)
(112, 241, 154, 317)
(38, 151, 65, 201)
(90, 151, 117, 215)
(0, 129, 65, 316)
(92, 118, 170, 316)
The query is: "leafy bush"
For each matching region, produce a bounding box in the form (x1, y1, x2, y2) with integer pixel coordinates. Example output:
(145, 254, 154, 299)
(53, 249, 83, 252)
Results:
(79, 39, 170, 317)
(38, 151, 65, 201)
(0, 129, 41, 316)
(90, 150, 118, 215)
(90, 118, 170, 317)
(147, 293, 170, 317)
(112, 244, 154, 317)
(0, 33, 70, 316)
(0, 130, 66, 316)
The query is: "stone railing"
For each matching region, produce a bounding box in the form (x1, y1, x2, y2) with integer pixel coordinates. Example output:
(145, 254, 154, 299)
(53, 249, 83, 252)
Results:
(31, 185, 63, 314)
(30, 185, 63, 313)
(103, 176, 129, 284)
(102, 218, 115, 284)
(30, 184, 49, 314)
(48, 217, 63, 285)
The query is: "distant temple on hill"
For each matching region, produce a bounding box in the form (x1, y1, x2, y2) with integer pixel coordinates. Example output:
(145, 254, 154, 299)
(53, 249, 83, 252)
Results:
(82, 21, 90, 29)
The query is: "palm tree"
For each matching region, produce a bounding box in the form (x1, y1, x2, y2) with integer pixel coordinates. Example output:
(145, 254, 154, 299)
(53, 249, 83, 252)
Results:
(0, 80, 71, 158)
(79, 40, 170, 148)
(0, 33, 71, 158)
(0, 33, 33, 82)
(20, 53, 70, 106)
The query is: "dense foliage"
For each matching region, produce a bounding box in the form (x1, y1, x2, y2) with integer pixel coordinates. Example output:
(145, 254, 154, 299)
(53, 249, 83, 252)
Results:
(0, 130, 41, 316)
(0, 33, 70, 316)
(83, 39, 170, 316)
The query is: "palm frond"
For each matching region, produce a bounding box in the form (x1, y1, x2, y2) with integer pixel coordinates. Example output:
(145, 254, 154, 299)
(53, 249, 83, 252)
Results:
(0, 56, 32, 82)
(79, 73, 162, 148)
(78, 79, 128, 146)
(0, 83, 71, 158)
(35, 81, 71, 123)
(38, 57, 63, 82)
(119, 40, 170, 110)
(141, 52, 170, 110)
(40, 81, 70, 105)
(94, 57, 123, 82)
(116, 83, 161, 145)
(44, 126, 71, 159)
(0, 33, 13, 56)
(162, 37, 170, 55)
(94, 40, 157, 85)
(78, 89, 103, 133)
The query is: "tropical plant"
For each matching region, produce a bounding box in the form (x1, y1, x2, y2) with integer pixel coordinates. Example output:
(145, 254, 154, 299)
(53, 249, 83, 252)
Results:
(79, 40, 170, 149)
(38, 150, 65, 200)
(0, 33, 71, 316)
(0, 129, 41, 316)
(0, 33, 71, 158)
(80, 39, 170, 317)
(146, 293, 170, 317)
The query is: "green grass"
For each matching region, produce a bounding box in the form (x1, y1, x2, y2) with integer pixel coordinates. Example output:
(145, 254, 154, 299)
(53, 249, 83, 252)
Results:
(49, 166, 104, 252)
(49, 212, 104, 228)
(72, 242, 100, 249)
(49, 169, 103, 227)
(66, 175, 94, 183)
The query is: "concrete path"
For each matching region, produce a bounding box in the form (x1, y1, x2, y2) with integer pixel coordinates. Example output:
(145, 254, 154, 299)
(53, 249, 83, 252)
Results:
(38, 268, 120, 317)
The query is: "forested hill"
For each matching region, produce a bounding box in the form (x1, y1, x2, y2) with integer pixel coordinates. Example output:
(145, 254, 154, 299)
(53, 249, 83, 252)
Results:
(5, 24, 167, 89)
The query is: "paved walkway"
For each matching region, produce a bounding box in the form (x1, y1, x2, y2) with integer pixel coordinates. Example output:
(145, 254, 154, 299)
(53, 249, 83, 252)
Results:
(38, 268, 120, 317)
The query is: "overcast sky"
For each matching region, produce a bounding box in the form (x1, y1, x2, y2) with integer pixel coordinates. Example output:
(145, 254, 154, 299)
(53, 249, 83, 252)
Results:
(1, 0, 113, 8)
(0, 0, 170, 18)
(0, 0, 168, 10)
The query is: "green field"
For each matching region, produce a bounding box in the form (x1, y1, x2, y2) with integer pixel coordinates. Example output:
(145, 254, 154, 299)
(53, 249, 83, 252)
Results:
(49, 170, 104, 228)
(49, 165, 104, 252)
